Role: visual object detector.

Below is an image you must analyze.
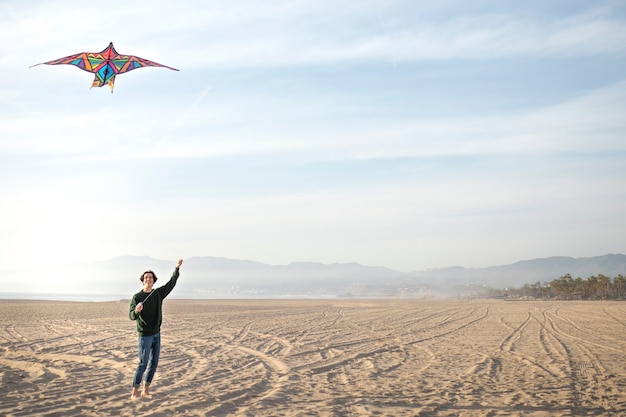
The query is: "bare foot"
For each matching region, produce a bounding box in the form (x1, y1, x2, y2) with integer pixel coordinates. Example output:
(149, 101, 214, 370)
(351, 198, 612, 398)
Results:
(141, 385, 151, 398)
(130, 387, 140, 400)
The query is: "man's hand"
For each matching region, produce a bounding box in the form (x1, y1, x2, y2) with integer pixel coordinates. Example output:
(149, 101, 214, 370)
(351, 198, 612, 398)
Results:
(176, 259, 183, 268)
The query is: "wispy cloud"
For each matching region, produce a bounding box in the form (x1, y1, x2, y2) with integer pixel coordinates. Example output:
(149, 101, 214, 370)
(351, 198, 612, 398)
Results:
(174, 4, 626, 67)
(5, 77, 622, 162)
(3, 1, 625, 69)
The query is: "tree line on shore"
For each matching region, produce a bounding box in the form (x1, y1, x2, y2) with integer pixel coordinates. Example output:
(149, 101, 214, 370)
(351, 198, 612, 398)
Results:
(489, 273, 626, 300)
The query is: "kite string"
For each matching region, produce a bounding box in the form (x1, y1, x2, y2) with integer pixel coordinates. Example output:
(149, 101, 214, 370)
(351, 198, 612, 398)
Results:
(137, 290, 155, 317)
(143, 289, 155, 303)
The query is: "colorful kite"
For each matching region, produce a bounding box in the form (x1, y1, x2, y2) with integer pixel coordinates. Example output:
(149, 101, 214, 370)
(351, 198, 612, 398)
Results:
(30, 42, 179, 93)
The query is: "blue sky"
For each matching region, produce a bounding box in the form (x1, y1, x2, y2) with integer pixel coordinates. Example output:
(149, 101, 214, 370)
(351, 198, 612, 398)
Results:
(1, 0, 625, 275)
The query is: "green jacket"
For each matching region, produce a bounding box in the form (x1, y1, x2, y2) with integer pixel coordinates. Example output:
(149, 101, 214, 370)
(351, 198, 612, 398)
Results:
(129, 267, 179, 336)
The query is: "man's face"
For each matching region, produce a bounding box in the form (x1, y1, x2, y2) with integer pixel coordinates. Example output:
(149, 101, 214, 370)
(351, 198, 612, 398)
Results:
(142, 273, 155, 292)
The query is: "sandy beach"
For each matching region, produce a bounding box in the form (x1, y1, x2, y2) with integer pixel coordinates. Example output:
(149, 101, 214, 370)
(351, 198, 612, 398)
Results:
(1, 299, 625, 416)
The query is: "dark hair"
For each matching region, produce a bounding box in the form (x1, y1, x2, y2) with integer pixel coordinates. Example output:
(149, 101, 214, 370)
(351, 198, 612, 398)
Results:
(140, 270, 158, 283)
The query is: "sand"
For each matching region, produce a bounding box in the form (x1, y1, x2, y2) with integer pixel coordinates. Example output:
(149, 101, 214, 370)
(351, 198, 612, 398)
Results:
(1, 299, 625, 416)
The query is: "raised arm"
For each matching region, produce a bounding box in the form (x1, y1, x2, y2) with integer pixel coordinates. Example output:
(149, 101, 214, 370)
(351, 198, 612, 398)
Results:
(157, 259, 183, 299)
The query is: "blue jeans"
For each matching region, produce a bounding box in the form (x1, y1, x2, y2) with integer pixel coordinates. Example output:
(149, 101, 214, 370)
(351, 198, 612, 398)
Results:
(133, 333, 161, 387)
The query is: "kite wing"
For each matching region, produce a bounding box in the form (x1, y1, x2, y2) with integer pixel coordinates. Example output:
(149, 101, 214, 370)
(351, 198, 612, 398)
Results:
(30, 42, 179, 93)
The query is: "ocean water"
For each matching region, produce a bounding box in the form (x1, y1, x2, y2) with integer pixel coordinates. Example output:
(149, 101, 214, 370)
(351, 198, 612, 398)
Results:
(0, 292, 345, 301)
(0, 293, 129, 302)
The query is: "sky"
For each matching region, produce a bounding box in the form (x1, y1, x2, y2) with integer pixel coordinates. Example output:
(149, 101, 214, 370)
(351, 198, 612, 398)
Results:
(1, 0, 625, 276)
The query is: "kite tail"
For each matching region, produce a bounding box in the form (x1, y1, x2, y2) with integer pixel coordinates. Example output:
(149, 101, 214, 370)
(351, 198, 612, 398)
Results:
(91, 77, 103, 89)
(90, 75, 116, 93)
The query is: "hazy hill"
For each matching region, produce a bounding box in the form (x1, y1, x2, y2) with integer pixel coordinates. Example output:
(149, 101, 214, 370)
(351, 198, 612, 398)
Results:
(412, 254, 626, 290)
(3, 254, 625, 298)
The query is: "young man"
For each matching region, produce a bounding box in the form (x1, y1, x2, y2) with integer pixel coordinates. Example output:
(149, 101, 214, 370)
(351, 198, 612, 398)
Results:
(129, 259, 183, 399)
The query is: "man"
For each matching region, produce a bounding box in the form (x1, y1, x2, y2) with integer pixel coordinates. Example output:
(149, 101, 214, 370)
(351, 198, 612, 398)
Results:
(129, 259, 183, 399)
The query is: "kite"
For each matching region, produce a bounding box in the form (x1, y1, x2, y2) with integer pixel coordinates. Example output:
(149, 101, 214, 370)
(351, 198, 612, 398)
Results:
(30, 42, 179, 93)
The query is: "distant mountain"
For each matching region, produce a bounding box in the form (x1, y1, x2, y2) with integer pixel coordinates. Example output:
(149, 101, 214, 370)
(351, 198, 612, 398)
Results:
(179, 256, 405, 297)
(411, 254, 626, 290)
(3, 254, 625, 298)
